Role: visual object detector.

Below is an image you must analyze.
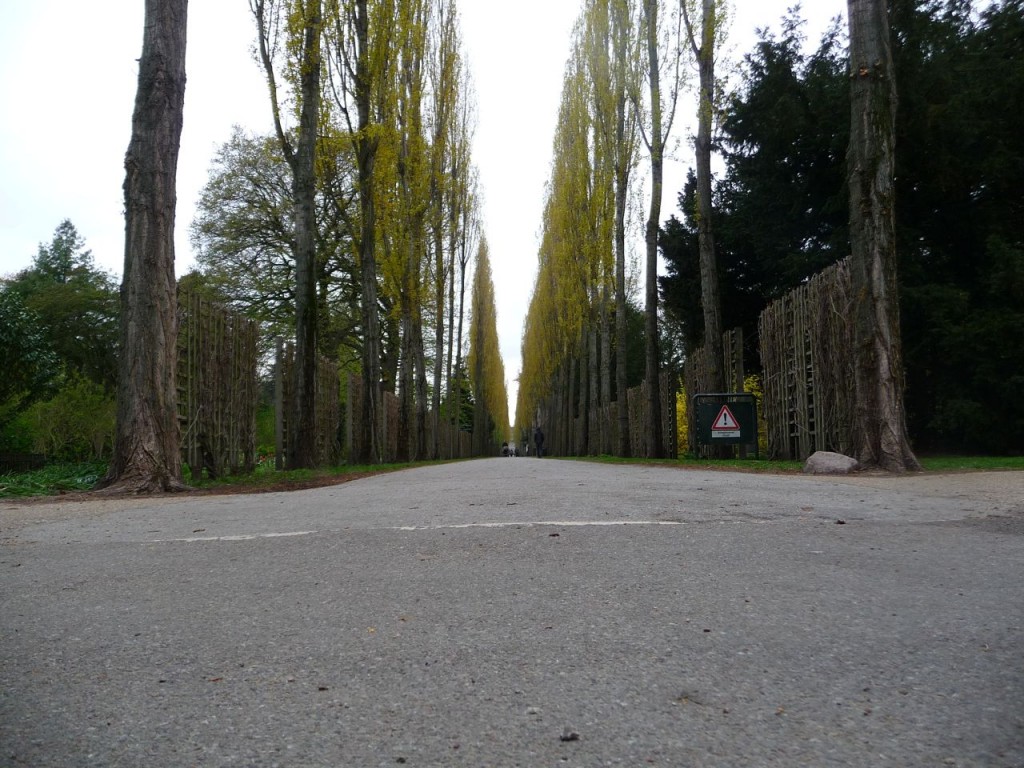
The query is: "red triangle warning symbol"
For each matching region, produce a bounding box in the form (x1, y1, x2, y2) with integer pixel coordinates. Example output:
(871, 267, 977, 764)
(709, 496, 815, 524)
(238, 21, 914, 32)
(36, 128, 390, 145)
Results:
(712, 404, 740, 431)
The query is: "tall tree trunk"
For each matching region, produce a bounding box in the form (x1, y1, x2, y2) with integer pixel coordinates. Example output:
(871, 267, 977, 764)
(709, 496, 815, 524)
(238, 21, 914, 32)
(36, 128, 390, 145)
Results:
(472, 315, 486, 456)
(290, 0, 322, 470)
(614, 137, 631, 458)
(433, 227, 446, 459)
(446, 226, 456, 445)
(613, 0, 632, 458)
(397, 310, 412, 462)
(846, 0, 921, 472)
(642, 0, 664, 459)
(356, 0, 382, 464)
(99, 0, 188, 494)
(454, 242, 468, 451)
(588, 320, 599, 454)
(251, 0, 322, 469)
(580, 326, 591, 454)
(413, 310, 428, 460)
(694, 0, 723, 393)
(599, 284, 612, 453)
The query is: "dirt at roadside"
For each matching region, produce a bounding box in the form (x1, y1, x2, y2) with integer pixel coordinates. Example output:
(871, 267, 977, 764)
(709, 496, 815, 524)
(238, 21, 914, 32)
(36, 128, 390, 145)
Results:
(0, 471, 385, 531)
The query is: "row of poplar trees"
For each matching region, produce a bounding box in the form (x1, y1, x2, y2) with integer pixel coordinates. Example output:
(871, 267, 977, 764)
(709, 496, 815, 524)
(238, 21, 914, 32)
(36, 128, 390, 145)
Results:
(517, 0, 921, 471)
(245, 0, 508, 466)
(516, 0, 727, 459)
(100, 0, 508, 492)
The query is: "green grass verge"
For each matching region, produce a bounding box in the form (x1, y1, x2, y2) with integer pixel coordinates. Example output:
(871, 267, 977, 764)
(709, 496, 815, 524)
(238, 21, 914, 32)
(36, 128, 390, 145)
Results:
(0, 461, 107, 498)
(569, 454, 1024, 473)
(566, 455, 804, 472)
(917, 455, 1024, 472)
(0, 458, 422, 498)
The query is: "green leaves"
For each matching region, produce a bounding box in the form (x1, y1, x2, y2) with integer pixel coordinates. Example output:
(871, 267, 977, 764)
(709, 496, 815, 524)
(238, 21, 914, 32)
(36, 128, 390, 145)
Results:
(0, 290, 60, 421)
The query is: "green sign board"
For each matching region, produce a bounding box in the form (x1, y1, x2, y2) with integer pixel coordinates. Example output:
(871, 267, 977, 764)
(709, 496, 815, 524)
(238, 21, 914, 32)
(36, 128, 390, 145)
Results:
(693, 393, 758, 450)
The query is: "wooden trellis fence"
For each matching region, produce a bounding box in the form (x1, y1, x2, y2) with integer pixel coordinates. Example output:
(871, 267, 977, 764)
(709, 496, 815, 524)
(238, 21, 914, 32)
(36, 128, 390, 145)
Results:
(556, 371, 675, 459)
(177, 292, 259, 479)
(683, 327, 747, 457)
(275, 339, 341, 468)
(758, 258, 856, 460)
(428, 419, 474, 460)
(624, 372, 678, 459)
(345, 375, 472, 463)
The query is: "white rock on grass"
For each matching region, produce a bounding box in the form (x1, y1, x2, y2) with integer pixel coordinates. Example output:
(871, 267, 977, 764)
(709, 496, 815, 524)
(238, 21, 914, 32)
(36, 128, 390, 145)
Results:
(803, 451, 860, 475)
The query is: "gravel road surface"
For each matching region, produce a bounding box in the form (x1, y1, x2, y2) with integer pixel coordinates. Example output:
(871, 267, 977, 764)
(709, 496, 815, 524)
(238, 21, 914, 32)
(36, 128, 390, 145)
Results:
(2, 459, 1022, 767)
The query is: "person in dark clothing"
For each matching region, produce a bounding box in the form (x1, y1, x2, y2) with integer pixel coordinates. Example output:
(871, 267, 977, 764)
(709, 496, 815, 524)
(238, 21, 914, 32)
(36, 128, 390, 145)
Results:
(533, 426, 545, 458)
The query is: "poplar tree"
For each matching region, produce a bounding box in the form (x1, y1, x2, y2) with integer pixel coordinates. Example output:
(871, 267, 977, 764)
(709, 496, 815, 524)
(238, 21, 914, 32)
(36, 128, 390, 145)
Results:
(846, 0, 920, 471)
(324, 0, 400, 463)
(250, 0, 323, 469)
(467, 237, 509, 452)
(585, 0, 639, 455)
(427, 0, 462, 458)
(391, 0, 430, 461)
(635, 0, 683, 457)
(451, 166, 479, 451)
(682, 0, 727, 395)
(99, 0, 188, 493)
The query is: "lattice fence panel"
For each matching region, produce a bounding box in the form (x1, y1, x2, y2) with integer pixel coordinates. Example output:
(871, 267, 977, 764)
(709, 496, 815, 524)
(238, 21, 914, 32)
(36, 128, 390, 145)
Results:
(177, 292, 259, 479)
(275, 340, 341, 468)
(758, 258, 855, 460)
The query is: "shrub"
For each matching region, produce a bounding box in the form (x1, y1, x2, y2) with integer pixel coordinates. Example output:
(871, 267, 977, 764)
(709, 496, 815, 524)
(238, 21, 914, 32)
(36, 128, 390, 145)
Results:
(24, 374, 115, 461)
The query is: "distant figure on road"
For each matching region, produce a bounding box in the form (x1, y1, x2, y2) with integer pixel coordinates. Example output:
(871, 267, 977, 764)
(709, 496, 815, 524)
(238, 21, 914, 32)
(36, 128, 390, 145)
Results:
(534, 426, 545, 458)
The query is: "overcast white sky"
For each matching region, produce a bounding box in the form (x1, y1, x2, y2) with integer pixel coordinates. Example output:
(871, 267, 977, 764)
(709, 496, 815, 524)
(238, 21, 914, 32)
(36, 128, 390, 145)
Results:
(0, 1, 843, 423)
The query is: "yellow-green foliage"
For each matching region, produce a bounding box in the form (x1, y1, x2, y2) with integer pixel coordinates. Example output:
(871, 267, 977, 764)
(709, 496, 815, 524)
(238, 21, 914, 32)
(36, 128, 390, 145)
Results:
(467, 238, 510, 443)
(515, 11, 625, 430)
(676, 378, 688, 452)
(744, 373, 768, 455)
(24, 374, 115, 461)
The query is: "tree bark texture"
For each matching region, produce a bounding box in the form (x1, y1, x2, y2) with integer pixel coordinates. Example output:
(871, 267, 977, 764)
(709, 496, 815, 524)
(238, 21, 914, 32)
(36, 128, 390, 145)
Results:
(398, 311, 413, 462)
(289, 0, 322, 470)
(589, 321, 598, 454)
(615, 125, 631, 457)
(99, 0, 188, 494)
(356, 0, 383, 464)
(643, 0, 664, 459)
(612, 0, 632, 458)
(434, 223, 447, 459)
(846, 0, 921, 471)
(453, 233, 468, 444)
(695, 0, 723, 393)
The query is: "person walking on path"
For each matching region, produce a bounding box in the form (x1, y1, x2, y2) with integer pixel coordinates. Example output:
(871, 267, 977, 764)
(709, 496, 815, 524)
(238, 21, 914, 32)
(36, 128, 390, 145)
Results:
(534, 426, 545, 458)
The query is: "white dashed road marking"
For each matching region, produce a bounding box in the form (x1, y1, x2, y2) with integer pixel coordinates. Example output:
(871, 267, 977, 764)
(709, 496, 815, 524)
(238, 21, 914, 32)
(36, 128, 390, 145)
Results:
(155, 530, 318, 543)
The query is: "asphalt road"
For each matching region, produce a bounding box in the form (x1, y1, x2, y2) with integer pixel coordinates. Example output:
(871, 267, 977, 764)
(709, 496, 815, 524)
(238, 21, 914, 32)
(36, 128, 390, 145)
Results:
(2, 459, 1023, 767)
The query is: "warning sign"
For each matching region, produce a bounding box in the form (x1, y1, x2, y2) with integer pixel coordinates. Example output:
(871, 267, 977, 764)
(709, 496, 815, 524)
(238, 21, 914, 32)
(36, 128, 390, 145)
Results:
(693, 394, 757, 454)
(711, 404, 741, 438)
